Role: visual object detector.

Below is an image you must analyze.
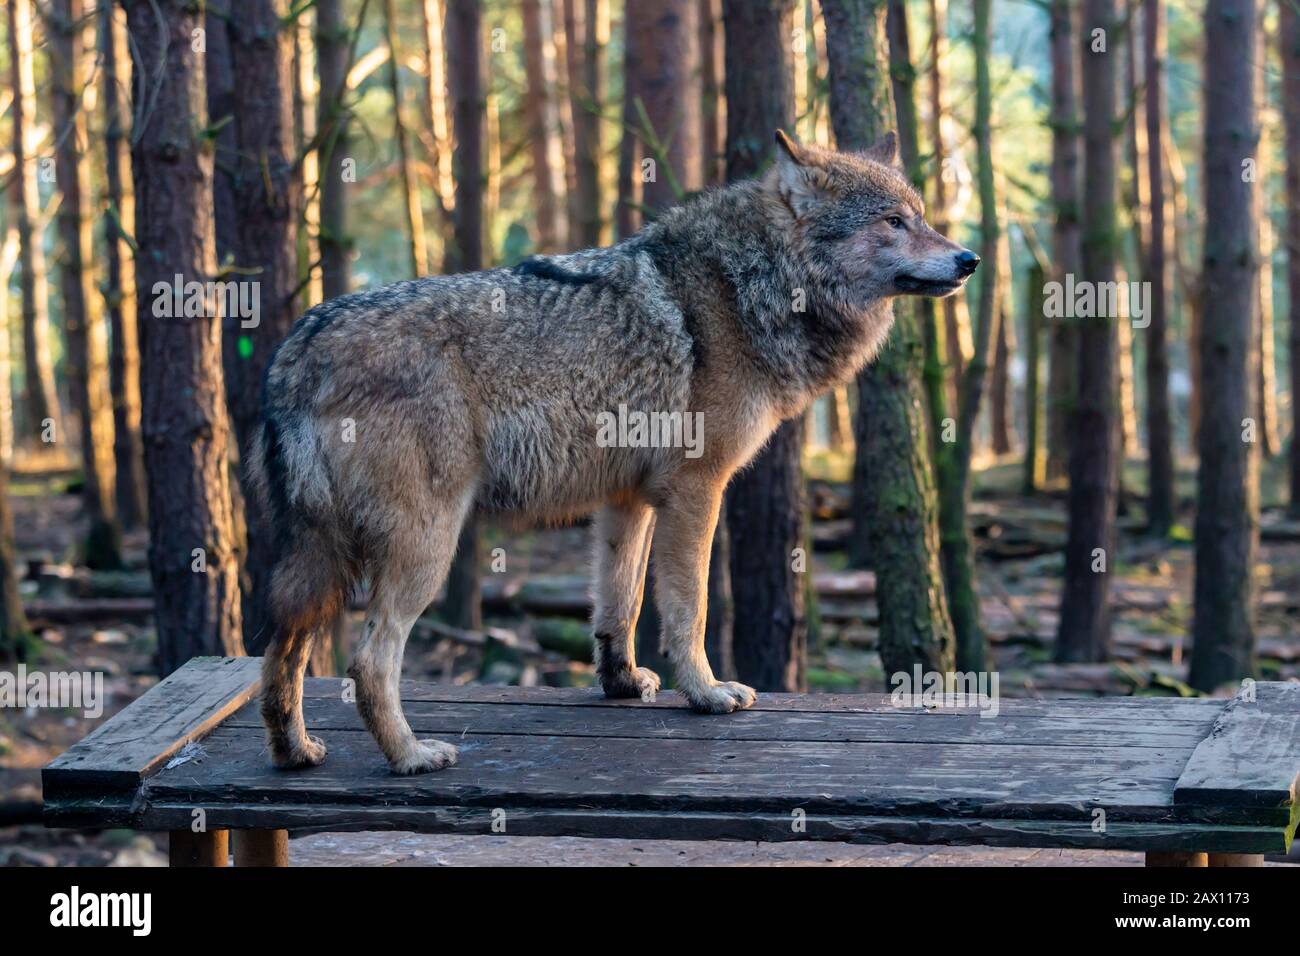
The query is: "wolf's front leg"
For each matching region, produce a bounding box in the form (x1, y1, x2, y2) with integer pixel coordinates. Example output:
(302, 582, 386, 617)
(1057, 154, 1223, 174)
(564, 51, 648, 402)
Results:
(592, 500, 661, 700)
(653, 485, 757, 714)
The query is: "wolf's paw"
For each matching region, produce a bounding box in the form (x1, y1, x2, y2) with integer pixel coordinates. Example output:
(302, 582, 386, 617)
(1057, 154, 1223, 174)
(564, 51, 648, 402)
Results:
(687, 681, 758, 715)
(390, 738, 459, 775)
(601, 666, 662, 703)
(272, 734, 328, 769)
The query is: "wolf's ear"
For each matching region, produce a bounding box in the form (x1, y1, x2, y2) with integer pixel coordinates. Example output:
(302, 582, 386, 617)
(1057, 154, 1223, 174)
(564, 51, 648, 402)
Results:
(774, 129, 827, 217)
(863, 131, 900, 167)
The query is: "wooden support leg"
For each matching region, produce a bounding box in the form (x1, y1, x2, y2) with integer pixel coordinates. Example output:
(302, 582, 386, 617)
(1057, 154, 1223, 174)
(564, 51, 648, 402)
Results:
(169, 829, 229, 867)
(234, 829, 289, 867)
(1145, 851, 1208, 867)
(1207, 853, 1264, 867)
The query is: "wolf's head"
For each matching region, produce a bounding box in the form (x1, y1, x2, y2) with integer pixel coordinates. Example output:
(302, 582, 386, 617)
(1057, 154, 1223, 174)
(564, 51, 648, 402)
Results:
(769, 129, 979, 302)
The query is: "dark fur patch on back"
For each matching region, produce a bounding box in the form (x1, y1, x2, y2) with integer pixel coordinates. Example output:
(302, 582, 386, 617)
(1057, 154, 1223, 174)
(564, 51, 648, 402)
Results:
(513, 257, 600, 285)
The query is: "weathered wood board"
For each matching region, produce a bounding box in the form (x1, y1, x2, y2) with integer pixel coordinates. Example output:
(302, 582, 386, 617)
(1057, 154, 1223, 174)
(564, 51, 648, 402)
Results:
(42, 658, 1300, 854)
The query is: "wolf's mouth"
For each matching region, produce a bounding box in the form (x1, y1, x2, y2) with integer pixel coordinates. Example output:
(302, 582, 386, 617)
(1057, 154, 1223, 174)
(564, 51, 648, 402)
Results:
(895, 274, 965, 296)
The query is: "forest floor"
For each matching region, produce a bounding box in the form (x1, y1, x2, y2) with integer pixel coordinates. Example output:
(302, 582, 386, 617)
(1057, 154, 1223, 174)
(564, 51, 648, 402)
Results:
(3, 451, 1298, 866)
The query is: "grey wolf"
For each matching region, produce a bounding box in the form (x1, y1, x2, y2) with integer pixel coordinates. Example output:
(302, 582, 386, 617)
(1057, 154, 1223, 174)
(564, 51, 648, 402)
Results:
(251, 130, 979, 774)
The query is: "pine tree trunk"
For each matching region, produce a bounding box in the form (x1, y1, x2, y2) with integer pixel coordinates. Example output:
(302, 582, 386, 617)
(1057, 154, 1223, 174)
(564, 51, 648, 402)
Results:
(0, 452, 30, 657)
(822, 0, 955, 678)
(295, 10, 325, 310)
(565, 0, 607, 246)
(1046, 0, 1082, 483)
(699, 0, 723, 187)
(1284, 0, 1300, 516)
(317, 0, 355, 299)
(6, 0, 63, 441)
(936, 0, 999, 672)
(1143, 0, 1174, 536)
(100, 1, 148, 531)
(1254, 28, 1278, 458)
(441, 0, 486, 630)
(722, 0, 806, 692)
(1190, 0, 1259, 691)
(49, 0, 122, 570)
(990, 223, 1015, 457)
(616, 3, 641, 239)
(522, 0, 568, 250)
(629, 0, 701, 217)
(125, 0, 244, 674)
(925, 0, 969, 420)
(420, 0, 455, 263)
(383, 0, 429, 275)
(1057, 0, 1122, 664)
(226, 0, 302, 654)
(1021, 232, 1048, 494)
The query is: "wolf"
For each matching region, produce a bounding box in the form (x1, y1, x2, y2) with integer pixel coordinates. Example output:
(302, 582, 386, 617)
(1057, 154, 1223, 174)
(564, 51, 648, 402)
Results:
(251, 130, 979, 774)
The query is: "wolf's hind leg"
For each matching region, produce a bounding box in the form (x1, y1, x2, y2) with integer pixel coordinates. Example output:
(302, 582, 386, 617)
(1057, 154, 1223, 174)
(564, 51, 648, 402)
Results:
(592, 500, 660, 700)
(262, 534, 345, 769)
(349, 502, 467, 775)
(653, 485, 757, 714)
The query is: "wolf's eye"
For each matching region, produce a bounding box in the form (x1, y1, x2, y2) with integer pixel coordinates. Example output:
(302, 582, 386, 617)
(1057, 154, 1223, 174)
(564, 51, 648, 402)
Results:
(886, 215, 905, 229)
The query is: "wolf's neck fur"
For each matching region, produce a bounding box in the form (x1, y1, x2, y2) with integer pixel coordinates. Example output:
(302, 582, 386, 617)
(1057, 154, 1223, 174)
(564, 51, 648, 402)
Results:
(632, 177, 896, 417)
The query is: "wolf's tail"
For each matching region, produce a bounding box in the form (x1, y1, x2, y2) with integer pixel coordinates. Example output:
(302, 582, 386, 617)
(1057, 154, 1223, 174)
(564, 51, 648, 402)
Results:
(249, 391, 353, 767)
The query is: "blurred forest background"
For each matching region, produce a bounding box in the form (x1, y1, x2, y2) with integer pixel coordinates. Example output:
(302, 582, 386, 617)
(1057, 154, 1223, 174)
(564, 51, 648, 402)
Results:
(0, 0, 1298, 863)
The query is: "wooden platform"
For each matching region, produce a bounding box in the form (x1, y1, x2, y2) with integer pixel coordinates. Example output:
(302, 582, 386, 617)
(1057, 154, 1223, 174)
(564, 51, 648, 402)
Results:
(42, 657, 1300, 863)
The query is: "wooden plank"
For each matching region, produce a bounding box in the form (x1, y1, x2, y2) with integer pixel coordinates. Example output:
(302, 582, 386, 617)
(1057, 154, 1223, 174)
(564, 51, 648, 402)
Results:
(96, 802, 1296, 853)
(301, 678, 1225, 719)
(144, 724, 1278, 825)
(42, 657, 261, 792)
(222, 697, 1218, 749)
(1174, 682, 1300, 814)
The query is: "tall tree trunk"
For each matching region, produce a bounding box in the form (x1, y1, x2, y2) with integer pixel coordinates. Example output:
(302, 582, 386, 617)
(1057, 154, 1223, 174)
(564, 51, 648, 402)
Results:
(1254, 27, 1278, 458)
(383, 0, 429, 275)
(206, 1, 240, 268)
(563, 0, 607, 246)
(0, 233, 29, 657)
(317, 0, 356, 299)
(522, 0, 568, 250)
(616, 3, 641, 238)
(100, 1, 147, 531)
(723, 0, 806, 692)
(1143, 0, 1174, 536)
(295, 9, 325, 311)
(421, 0, 455, 266)
(441, 0, 486, 630)
(1057, 0, 1122, 663)
(929, 0, 999, 672)
(125, 0, 244, 674)
(1021, 228, 1049, 494)
(49, 0, 122, 570)
(887, 0, 945, 457)
(227, 0, 302, 654)
(990, 223, 1015, 457)
(628, 0, 701, 217)
(699, 0, 723, 187)
(1284, 0, 1300, 516)
(822, 0, 955, 679)
(925, 0, 969, 421)
(0, 453, 30, 658)
(6, 0, 62, 440)
(1191, 0, 1259, 691)
(1046, 0, 1082, 482)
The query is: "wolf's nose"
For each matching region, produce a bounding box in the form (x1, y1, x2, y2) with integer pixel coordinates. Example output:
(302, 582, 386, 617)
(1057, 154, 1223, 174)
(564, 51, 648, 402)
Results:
(955, 251, 981, 276)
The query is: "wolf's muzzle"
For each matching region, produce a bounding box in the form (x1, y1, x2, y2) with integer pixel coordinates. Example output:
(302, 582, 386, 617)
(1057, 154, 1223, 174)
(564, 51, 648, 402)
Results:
(955, 250, 981, 277)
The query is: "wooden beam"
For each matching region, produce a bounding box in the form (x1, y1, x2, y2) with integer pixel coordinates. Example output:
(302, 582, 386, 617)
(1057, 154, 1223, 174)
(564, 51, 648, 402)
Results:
(234, 829, 289, 867)
(1145, 851, 1207, 867)
(1207, 853, 1264, 867)
(169, 829, 229, 867)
